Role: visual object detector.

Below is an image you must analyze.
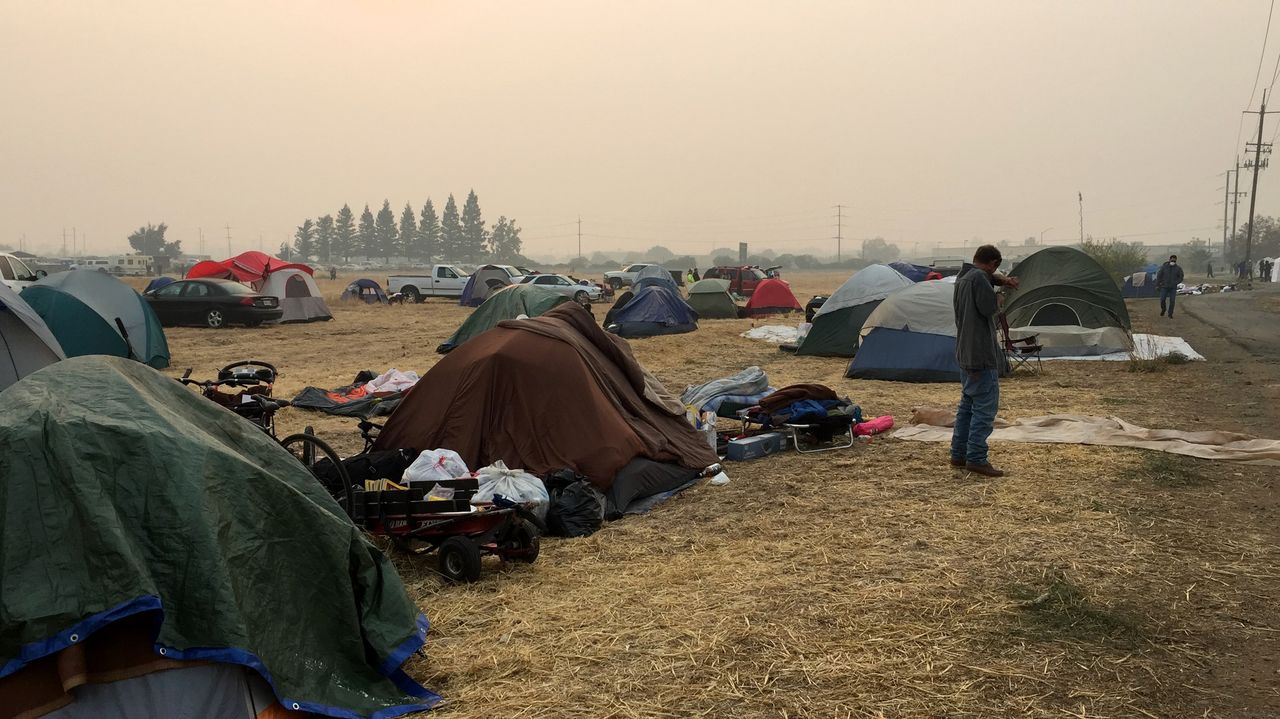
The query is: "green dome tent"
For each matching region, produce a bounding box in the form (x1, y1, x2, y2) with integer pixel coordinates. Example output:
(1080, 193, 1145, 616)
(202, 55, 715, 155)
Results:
(0, 356, 439, 718)
(795, 264, 913, 356)
(686, 278, 739, 319)
(438, 283, 568, 353)
(21, 269, 169, 368)
(1003, 246, 1131, 330)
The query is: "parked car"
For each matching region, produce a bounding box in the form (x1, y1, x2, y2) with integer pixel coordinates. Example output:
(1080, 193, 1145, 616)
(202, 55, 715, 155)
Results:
(602, 263, 655, 289)
(145, 278, 282, 328)
(702, 266, 769, 295)
(518, 273, 602, 303)
(0, 252, 46, 291)
(386, 264, 471, 302)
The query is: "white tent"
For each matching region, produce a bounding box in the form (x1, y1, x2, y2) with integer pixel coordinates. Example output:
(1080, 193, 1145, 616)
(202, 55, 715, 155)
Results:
(257, 269, 331, 323)
(814, 264, 914, 320)
(0, 281, 64, 390)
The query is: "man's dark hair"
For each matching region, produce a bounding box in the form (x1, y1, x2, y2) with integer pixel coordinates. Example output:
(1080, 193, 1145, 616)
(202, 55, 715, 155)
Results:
(973, 244, 1002, 264)
(1169, 254, 1177, 260)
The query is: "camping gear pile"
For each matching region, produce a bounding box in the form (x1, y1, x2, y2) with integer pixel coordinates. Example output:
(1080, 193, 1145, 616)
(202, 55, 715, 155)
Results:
(292, 368, 420, 418)
(187, 250, 331, 323)
(0, 356, 440, 718)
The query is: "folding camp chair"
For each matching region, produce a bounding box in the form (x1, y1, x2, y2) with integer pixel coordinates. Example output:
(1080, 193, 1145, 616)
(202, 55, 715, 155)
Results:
(998, 312, 1043, 374)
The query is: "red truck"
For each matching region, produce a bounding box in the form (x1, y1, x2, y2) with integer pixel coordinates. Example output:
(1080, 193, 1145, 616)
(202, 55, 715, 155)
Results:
(702, 266, 777, 295)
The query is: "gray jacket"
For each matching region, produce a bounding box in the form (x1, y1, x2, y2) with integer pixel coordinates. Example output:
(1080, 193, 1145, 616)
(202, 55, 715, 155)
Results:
(1155, 261, 1184, 289)
(953, 268, 1001, 371)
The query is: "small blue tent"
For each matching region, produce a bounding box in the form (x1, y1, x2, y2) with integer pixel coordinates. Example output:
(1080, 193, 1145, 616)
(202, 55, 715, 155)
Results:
(1120, 264, 1160, 298)
(606, 286, 698, 338)
(888, 262, 932, 282)
(341, 278, 390, 304)
(144, 276, 176, 294)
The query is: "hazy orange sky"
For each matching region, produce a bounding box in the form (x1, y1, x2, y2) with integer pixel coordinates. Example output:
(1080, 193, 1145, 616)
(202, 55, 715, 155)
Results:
(2, 1, 1273, 260)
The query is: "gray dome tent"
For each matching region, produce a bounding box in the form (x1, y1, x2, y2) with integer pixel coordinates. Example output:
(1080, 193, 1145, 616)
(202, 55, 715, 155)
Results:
(795, 264, 913, 356)
(686, 278, 739, 319)
(0, 281, 64, 391)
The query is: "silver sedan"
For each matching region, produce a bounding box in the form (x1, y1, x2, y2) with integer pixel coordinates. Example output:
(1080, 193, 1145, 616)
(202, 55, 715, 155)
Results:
(518, 273, 603, 303)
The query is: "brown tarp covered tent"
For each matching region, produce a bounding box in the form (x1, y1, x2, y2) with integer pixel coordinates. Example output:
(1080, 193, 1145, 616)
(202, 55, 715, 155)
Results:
(373, 303, 717, 488)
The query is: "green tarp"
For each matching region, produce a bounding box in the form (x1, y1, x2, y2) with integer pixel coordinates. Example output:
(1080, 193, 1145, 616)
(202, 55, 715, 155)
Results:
(439, 283, 567, 352)
(1004, 246, 1131, 330)
(0, 356, 439, 718)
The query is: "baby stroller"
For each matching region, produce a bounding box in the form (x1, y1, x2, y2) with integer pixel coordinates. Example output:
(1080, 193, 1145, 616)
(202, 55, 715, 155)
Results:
(181, 360, 280, 435)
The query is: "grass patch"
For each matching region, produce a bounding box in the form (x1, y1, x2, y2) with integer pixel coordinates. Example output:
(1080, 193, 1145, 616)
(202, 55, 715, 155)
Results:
(1141, 452, 1207, 486)
(1009, 571, 1145, 647)
(1127, 352, 1191, 373)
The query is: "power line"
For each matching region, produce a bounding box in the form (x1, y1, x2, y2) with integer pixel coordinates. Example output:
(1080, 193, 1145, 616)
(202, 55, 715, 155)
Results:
(1248, 0, 1276, 113)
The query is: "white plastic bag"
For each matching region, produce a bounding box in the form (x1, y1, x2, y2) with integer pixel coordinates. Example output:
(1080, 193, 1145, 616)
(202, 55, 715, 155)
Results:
(402, 448, 470, 483)
(471, 461, 550, 521)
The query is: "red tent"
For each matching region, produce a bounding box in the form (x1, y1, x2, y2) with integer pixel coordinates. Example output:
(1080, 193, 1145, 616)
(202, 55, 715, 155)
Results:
(186, 251, 314, 287)
(743, 278, 802, 317)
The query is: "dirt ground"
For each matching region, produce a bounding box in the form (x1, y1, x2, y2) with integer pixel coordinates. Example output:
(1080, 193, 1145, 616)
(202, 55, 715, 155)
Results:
(146, 271, 1280, 718)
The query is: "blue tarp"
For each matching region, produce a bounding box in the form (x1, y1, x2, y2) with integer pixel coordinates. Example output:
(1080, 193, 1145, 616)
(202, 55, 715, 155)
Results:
(888, 262, 932, 282)
(144, 277, 176, 293)
(608, 286, 697, 338)
(846, 327, 961, 382)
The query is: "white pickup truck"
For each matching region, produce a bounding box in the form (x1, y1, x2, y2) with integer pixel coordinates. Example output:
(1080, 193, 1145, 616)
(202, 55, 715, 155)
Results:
(603, 263, 656, 289)
(386, 265, 469, 302)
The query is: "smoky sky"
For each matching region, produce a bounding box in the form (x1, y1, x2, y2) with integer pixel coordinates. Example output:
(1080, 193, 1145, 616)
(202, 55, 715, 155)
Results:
(1, 1, 1271, 259)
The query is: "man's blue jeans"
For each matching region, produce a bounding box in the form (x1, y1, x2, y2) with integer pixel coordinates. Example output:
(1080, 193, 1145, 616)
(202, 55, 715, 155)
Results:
(1159, 287, 1177, 317)
(951, 368, 1000, 466)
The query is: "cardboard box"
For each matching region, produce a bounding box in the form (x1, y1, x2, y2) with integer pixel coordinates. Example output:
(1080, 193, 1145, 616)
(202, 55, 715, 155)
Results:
(726, 432, 788, 461)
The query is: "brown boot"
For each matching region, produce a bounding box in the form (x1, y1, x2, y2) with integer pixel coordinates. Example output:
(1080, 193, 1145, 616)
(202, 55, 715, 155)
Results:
(950, 456, 965, 468)
(965, 462, 1005, 477)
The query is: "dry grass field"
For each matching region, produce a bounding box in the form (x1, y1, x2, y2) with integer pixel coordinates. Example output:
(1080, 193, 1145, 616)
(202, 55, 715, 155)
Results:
(136, 270, 1280, 718)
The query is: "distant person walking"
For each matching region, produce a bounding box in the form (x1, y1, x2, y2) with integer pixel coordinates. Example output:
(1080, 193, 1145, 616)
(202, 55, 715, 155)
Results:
(1155, 254, 1183, 318)
(329, 266, 337, 281)
(950, 244, 1018, 478)
(1206, 261, 1213, 278)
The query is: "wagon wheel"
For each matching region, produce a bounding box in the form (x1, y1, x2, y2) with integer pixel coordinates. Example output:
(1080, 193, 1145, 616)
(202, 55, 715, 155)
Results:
(501, 519, 540, 564)
(279, 432, 353, 518)
(437, 536, 482, 583)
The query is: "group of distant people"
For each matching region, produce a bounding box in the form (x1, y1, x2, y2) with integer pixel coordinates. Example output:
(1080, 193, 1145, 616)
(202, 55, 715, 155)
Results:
(685, 268, 701, 283)
(1231, 258, 1274, 281)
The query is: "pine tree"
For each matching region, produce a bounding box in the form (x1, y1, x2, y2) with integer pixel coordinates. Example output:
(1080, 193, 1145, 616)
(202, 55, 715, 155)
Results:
(358, 204, 376, 260)
(440, 194, 462, 261)
(293, 218, 315, 260)
(418, 198, 440, 263)
(314, 214, 335, 263)
(460, 189, 487, 262)
(398, 203, 418, 260)
(375, 200, 398, 261)
(333, 204, 356, 262)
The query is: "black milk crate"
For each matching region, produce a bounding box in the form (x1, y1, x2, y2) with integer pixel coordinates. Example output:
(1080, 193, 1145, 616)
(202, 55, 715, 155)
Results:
(349, 477, 480, 522)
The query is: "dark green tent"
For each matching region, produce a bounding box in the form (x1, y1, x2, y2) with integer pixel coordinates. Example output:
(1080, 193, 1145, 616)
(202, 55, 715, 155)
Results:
(438, 283, 568, 352)
(1004, 246, 1131, 329)
(0, 356, 439, 718)
(686, 278, 739, 319)
(21, 269, 169, 368)
(795, 264, 913, 356)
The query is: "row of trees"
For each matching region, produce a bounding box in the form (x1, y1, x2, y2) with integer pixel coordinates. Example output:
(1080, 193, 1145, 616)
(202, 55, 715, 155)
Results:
(286, 190, 523, 264)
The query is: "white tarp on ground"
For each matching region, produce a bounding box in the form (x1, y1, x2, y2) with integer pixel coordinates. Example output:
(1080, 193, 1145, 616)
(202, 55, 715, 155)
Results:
(895, 406, 1280, 466)
(1036, 333, 1204, 362)
(741, 325, 801, 343)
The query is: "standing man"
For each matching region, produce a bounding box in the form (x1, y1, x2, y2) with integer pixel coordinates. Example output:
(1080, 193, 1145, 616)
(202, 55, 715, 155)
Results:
(1206, 260, 1214, 278)
(951, 244, 1018, 478)
(1155, 254, 1184, 318)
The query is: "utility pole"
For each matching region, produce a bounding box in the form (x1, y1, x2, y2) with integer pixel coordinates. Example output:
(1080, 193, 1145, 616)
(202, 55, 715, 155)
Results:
(62, 228, 67, 256)
(1077, 192, 1084, 244)
(1231, 157, 1244, 260)
(1243, 89, 1274, 282)
(577, 216, 582, 260)
(224, 224, 233, 256)
(198, 227, 205, 256)
(72, 227, 77, 257)
(1222, 175, 1229, 259)
(834, 204, 844, 262)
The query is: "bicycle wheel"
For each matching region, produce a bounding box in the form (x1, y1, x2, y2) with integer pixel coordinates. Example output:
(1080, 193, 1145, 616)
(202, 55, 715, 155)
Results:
(279, 433, 354, 518)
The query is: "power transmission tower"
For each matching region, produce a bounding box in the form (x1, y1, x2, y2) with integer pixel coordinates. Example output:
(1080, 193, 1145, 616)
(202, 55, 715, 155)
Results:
(198, 227, 205, 256)
(1243, 89, 1275, 281)
(224, 224, 233, 256)
(577, 216, 582, 260)
(833, 204, 844, 262)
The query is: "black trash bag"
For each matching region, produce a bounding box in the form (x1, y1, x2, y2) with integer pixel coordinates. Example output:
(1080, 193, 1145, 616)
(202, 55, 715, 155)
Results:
(312, 448, 419, 499)
(542, 469, 605, 538)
